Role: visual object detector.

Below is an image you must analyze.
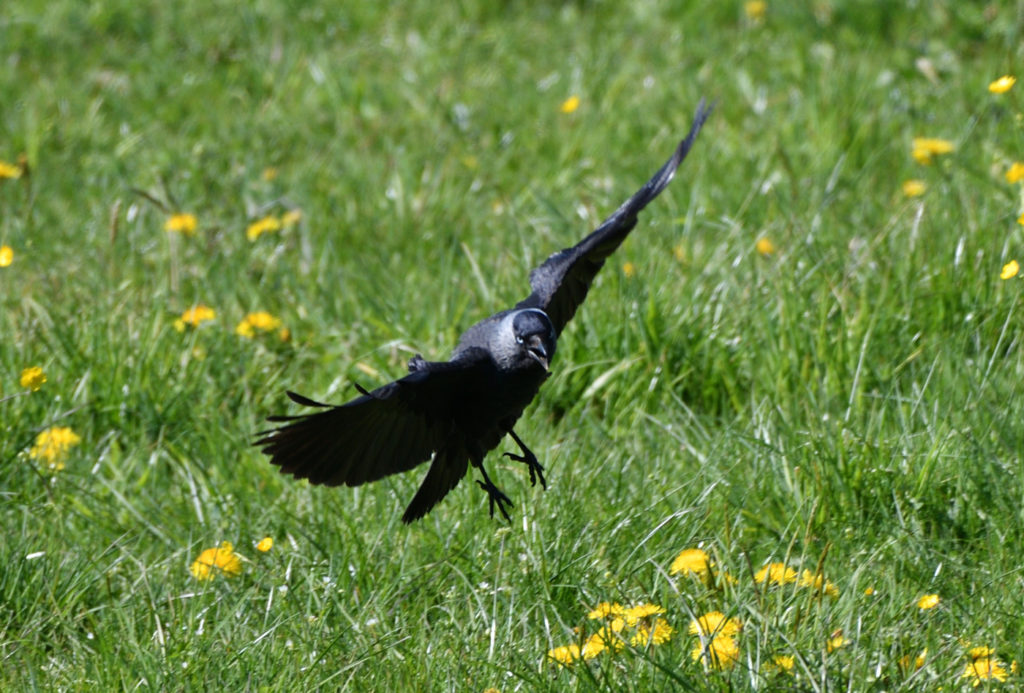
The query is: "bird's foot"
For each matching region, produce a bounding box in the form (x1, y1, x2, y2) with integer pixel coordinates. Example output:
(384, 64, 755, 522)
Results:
(476, 478, 513, 522)
(503, 449, 546, 489)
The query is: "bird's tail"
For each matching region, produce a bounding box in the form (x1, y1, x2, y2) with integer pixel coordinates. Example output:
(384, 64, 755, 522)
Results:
(401, 444, 470, 523)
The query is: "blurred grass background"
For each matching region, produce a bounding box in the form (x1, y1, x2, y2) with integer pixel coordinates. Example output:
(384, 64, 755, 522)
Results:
(2, 1, 1023, 689)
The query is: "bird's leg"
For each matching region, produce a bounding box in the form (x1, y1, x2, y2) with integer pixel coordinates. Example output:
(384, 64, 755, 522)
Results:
(503, 429, 547, 490)
(475, 463, 513, 523)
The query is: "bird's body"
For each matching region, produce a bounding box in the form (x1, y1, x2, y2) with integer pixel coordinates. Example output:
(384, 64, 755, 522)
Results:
(257, 100, 711, 523)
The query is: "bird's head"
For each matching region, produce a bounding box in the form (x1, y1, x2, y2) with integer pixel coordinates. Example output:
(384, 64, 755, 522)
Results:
(509, 309, 557, 372)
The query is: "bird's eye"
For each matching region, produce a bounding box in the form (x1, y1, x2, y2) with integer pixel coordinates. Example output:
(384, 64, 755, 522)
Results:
(515, 335, 524, 345)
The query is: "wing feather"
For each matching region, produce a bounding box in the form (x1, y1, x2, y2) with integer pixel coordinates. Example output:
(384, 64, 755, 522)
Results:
(256, 354, 487, 489)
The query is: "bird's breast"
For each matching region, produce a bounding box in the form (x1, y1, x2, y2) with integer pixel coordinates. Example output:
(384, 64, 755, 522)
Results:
(453, 365, 548, 438)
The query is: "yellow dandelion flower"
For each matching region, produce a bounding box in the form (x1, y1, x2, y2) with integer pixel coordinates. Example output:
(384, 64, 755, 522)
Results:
(560, 95, 580, 114)
(281, 209, 303, 227)
(989, 75, 1016, 94)
(547, 644, 580, 665)
(691, 635, 739, 670)
(256, 536, 273, 552)
(587, 602, 625, 620)
(798, 569, 839, 598)
(899, 647, 928, 672)
(262, 166, 278, 181)
(0, 245, 12, 267)
(755, 237, 775, 255)
(622, 261, 636, 278)
(623, 603, 665, 626)
(28, 426, 81, 471)
(20, 366, 46, 391)
(1001, 260, 1019, 280)
(864, 586, 876, 596)
(581, 627, 623, 659)
(766, 655, 794, 674)
(902, 179, 926, 197)
(246, 311, 281, 331)
(1005, 162, 1024, 184)
(918, 138, 955, 155)
(826, 632, 849, 653)
(165, 213, 198, 236)
(755, 562, 798, 586)
(246, 215, 282, 241)
(190, 541, 243, 580)
(581, 634, 602, 655)
(673, 244, 686, 262)
(917, 593, 940, 610)
(911, 148, 932, 165)
(670, 547, 712, 576)
(278, 327, 291, 342)
(1019, 214, 1024, 227)
(963, 652, 1009, 685)
(745, 1, 766, 21)
(911, 137, 955, 165)
(0, 160, 22, 179)
(630, 618, 674, 647)
(177, 304, 216, 330)
(689, 611, 742, 638)
(236, 311, 283, 338)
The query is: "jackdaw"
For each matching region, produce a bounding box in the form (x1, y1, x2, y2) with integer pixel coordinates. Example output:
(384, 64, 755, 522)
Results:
(257, 99, 711, 523)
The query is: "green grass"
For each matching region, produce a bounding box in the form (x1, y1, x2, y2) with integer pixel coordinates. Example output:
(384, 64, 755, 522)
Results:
(3, 0, 1024, 689)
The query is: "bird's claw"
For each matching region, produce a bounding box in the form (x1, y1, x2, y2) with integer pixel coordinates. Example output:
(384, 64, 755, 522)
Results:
(503, 450, 547, 490)
(476, 479, 513, 523)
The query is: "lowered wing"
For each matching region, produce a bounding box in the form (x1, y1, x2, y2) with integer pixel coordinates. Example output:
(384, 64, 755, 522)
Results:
(256, 352, 490, 491)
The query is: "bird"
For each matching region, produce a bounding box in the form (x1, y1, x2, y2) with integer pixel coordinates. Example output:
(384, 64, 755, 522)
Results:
(257, 99, 711, 524)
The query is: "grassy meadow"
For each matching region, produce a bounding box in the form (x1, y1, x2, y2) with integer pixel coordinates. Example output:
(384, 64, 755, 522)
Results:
(3, 1, 1024, 689)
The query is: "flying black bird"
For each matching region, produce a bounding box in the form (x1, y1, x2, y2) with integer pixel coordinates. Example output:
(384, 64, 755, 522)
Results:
(257, 99, 711, 523)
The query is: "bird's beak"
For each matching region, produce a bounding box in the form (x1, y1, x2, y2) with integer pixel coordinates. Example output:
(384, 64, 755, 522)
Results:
(527, 337, 550, 371)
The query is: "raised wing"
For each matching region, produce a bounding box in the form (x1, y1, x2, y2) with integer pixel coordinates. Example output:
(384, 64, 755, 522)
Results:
(516, 99, 711, 335)
(255, 351, 489, 492)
